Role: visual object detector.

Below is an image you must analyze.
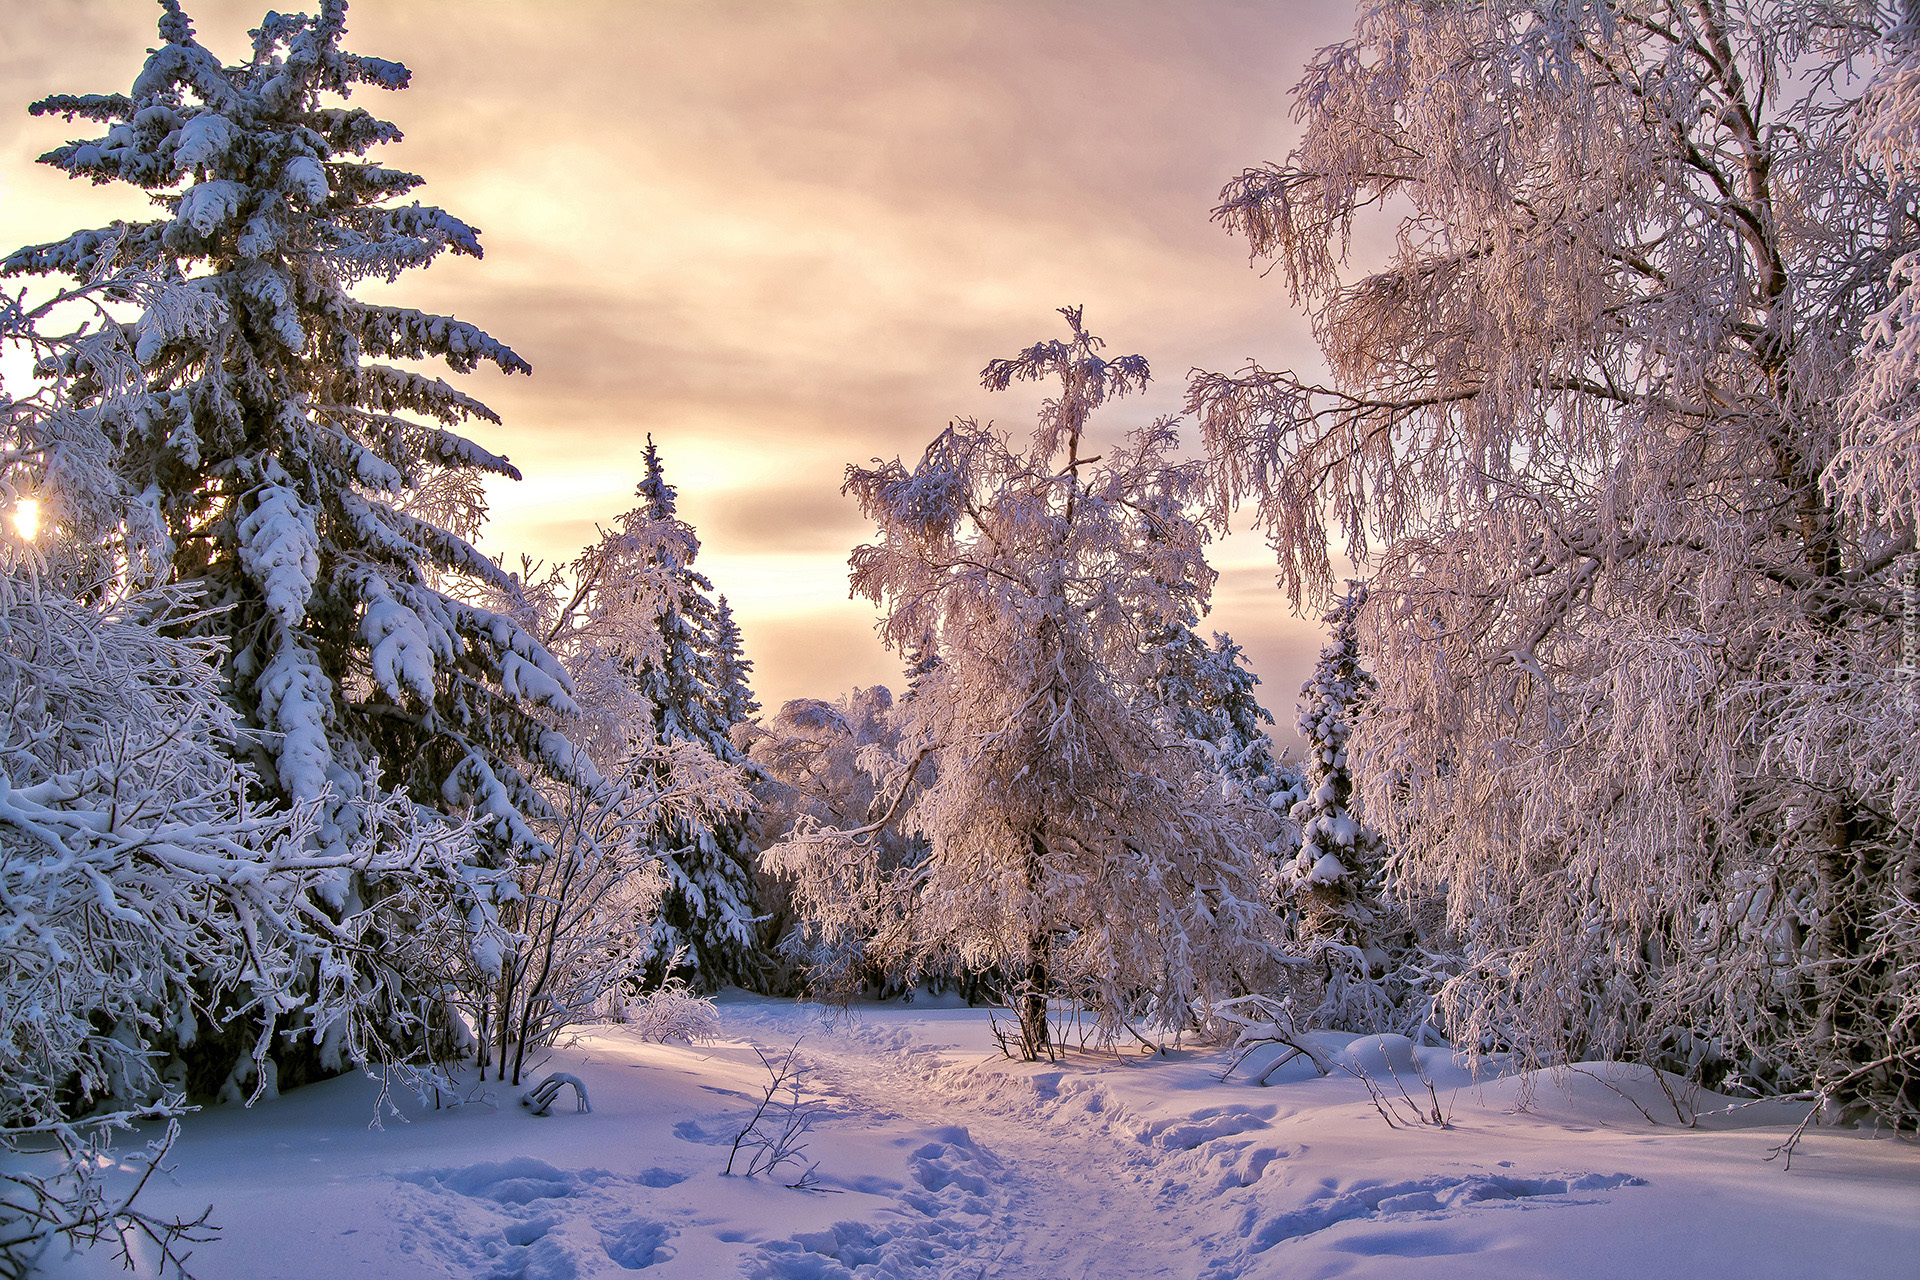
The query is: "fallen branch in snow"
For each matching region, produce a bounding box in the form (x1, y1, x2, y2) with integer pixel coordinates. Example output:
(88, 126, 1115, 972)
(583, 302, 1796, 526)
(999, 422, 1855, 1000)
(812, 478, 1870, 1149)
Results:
(520, 1073, 591, 1117)
(1212, 995, 1333, 1085)
(1648, 1064, 1699, 1127)
(1565, 1065, 1664, 1127)
(1766, 1047, 1920, 1170)
(1120, 1017, 1169, 1057)
(1215, 999, 1456, 1130)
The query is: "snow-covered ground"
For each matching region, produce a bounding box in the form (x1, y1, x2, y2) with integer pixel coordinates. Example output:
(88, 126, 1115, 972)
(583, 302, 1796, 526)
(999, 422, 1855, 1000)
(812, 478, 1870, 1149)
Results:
(30, 995, 1920, 1279)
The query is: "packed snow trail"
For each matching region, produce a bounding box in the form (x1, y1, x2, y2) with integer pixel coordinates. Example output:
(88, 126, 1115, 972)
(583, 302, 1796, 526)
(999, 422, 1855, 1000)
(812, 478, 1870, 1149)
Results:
(729, 1002, 1216, 1280)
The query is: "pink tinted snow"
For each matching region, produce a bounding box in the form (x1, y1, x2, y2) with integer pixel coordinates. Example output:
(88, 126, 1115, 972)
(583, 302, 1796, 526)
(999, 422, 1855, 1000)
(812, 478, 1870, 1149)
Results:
(25, 997, 1918, 1280)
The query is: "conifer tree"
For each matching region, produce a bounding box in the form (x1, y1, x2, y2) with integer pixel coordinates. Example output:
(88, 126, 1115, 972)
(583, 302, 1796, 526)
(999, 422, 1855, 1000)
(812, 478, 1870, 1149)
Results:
(1146, 624, 1282, 790)
(0, 265, 478, 1269)
(4, 2, 591, 1078)
(627, 440, 763, 991)
(901, 632, 943, 702)
(1281, 586, 1389, 950)
(1276, 584, 1419, 1034)
(707, 594, 760, 727)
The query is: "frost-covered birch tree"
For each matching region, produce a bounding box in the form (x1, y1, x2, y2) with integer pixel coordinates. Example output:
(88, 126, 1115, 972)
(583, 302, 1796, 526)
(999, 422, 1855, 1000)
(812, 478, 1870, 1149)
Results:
(4, 2, 590, 1083)
(1847, 1, 1920, 531)
(1192, 0, 1919, 1121)
(777, 309, 1273, 1056)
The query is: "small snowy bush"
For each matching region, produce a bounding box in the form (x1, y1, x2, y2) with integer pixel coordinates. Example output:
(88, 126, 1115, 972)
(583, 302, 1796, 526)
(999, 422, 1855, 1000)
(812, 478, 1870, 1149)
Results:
(617, 984, 722, 1044)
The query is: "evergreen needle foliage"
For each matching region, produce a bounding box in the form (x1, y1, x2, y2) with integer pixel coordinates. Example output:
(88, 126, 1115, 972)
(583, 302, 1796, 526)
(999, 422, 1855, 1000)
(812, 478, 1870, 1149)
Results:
(4, 0, 593, 1085)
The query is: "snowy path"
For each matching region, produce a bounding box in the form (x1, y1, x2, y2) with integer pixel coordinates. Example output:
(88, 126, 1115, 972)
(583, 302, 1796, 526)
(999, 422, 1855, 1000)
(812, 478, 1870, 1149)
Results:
(730, 1003, 1213, 1280)
(711, 1002, 1916, 1280)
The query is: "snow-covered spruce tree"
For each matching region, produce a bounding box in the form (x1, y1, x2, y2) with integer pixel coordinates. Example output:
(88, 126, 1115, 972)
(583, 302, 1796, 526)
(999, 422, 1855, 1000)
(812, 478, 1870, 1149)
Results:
(901, 631, 944, 702)
(469, 465, 751, 1081)
(1143, 622, 1300, 907)
(4, 3, 591, 1085)
(1280, 584, 1382, 939)
(775, 309, 1272, 1057)
(1191, 0, 1919, 1120)
(0, 271, 486, 1274)
(622, 440, 764, 993)
(708, 594, 761, 727)
(1145, 623, 1284, 792)
(1275, 583, 1424, 1035)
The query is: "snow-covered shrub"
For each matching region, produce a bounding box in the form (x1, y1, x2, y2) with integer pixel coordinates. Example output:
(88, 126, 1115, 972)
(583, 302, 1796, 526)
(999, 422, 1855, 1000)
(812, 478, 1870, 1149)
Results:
(460, 774, 666, 1086)
(745, 687, 931, 1001)
(724, 1046, 826, 1190)
(453, 732, 747, 1084)
(0, 561, 489, 1272)
(617, 982, 723, 1044)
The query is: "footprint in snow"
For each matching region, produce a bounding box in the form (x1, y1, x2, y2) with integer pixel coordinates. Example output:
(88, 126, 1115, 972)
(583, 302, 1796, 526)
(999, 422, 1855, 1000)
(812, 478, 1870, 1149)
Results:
(672, 1117, 734, 1145)
(746, 1127, 1010, 1280)
(388, 1157, 685, 1278)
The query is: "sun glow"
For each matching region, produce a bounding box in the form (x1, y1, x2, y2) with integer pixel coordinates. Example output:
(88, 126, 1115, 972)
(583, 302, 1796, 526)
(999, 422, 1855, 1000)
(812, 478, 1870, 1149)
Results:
(10, 499, 39, 541)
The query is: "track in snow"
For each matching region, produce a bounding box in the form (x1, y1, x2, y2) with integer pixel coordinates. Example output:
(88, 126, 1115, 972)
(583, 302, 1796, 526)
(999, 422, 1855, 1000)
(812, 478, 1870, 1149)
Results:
(726, 1006, 1648, 1280)
(737, 1007, 1212, 1280)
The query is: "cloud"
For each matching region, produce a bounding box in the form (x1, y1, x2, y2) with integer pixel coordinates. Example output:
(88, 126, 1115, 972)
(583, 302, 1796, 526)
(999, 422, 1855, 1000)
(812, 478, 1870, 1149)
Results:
(0, 0, 1356, 715)
(694, 484, 869, 556)
(729, 606, 901, 715)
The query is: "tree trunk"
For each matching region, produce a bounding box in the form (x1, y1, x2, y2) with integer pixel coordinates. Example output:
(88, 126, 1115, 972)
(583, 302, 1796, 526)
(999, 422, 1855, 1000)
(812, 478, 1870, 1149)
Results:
(1019, 828, 1052, 1059)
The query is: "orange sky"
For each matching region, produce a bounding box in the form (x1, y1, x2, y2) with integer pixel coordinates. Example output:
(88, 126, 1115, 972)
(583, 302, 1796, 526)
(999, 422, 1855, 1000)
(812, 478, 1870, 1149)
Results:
(0, 0, 1357, 731)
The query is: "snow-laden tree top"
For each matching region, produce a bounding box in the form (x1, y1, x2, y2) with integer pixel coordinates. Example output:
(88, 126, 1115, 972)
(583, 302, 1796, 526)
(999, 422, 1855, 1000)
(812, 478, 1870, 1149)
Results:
(4, 0, 582, 873)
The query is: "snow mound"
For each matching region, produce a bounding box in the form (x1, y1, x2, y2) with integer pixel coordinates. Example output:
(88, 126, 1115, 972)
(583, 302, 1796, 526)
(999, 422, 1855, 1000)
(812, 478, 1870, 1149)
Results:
(1474, 1063, 1808, 1129)
(1239, 1169, 1646, 1255)
(1138, 1103, 1279, 1150)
